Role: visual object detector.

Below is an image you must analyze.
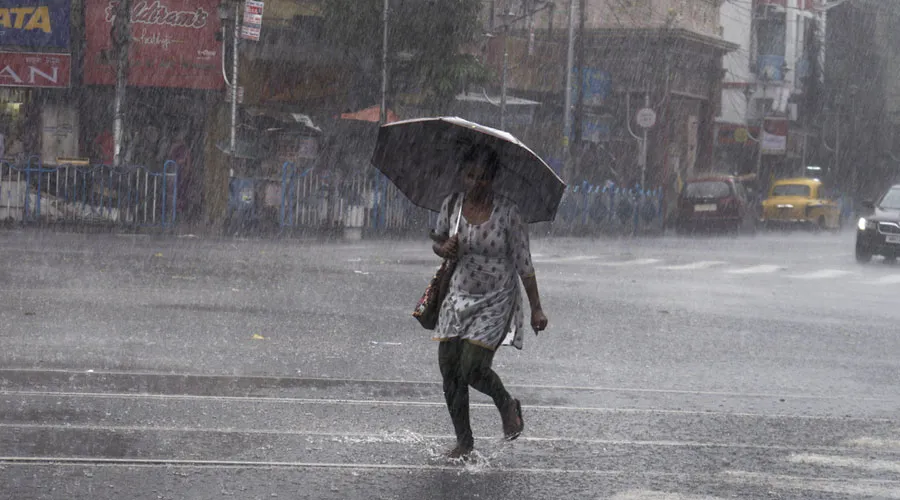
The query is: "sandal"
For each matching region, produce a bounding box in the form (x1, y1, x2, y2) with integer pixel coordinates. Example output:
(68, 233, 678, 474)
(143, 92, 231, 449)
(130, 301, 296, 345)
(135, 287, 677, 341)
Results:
(502, 399, 524, 441)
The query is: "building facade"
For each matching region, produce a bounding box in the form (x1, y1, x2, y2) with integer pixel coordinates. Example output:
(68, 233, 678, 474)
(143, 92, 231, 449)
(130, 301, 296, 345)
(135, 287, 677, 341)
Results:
(825, 0, 900, 200)
(717, 0, 827, 192)
(482, 0, 736, 220)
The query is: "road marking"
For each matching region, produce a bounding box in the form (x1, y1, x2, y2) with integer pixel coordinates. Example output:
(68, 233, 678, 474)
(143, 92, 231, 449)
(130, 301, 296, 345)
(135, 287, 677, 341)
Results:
(0, 390, 892, 421)
(867, 275, 900, 285)
(0, 456, 629, 475)
(0, 423, 868, 453)
(723, 470, 900, 498)
(787, 269, 852, 280)
(1, 368, 891, 404)
(726, 265, 783, 275)
(845, 437, 900, 450)
(534, 255, 599, 264)
(611, 491, 727, 500)
(598, 258, 661, 267)
(789, 453, 900, 474)
(7, 457, 900, 496)
(657, 261, 727, 271)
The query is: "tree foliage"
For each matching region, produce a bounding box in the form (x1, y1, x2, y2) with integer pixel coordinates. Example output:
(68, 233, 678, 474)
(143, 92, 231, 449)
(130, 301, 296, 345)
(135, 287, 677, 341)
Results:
(322, 0, 489, 113)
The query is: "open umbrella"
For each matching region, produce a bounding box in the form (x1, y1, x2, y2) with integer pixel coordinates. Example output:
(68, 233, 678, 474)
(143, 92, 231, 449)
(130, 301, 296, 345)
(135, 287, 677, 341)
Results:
(371, 116, 565, 223)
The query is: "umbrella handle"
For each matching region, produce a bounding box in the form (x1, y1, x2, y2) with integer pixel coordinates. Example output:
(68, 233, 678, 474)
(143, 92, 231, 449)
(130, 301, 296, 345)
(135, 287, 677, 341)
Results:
(451, 195, 463, 236)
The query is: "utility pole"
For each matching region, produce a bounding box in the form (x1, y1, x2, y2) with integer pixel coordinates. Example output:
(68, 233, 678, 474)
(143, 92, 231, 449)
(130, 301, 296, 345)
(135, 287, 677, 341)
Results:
(380, 0, 389, 125)
(755, 80, 768, 182)
(111, 0, 132, 167)
(230, 0, 240, 167)
(641, 91, 649, 188)
(562, 0, 576, 182)
(500, 22, 509, 130)
(572, 0, 586, 149)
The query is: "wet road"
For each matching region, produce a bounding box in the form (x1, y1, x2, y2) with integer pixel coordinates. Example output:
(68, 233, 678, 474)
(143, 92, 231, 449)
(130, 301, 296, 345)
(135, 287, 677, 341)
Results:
(2, 229, 900, 499)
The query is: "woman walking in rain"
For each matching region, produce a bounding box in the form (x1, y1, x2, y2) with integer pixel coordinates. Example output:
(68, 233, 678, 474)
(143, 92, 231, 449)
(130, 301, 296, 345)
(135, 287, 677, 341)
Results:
(431, 145, 549, 459)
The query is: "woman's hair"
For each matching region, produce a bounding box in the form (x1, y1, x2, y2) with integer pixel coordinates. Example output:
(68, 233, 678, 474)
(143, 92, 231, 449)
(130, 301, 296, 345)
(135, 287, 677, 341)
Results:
(462, 145, 501, 181)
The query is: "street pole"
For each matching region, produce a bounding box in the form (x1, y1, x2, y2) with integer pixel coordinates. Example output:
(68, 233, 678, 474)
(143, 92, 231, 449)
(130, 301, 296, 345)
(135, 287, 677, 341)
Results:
(562, 0, 576, 182)
(230, 1, 240, 169)
(640, 92, 649, 189)
(112, 0, 132, 167)
(755, 83, 767, 183)
(835, 111, 841, 190)
(380, 0, 389, 125)
(500, 23, 508, 130)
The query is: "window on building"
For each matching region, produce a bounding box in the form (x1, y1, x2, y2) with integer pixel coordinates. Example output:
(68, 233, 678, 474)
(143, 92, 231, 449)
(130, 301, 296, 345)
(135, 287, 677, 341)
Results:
(757, 14, 786, 58)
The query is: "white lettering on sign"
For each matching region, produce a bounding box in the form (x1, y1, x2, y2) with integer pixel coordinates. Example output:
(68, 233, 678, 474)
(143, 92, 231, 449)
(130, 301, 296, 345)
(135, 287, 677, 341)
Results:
(134, 28, 177, 49)
(29, 66, 58, 83)
(0, 65, 24, 84)
(0, 64, 59, 84)
(104, 0, 209, 29)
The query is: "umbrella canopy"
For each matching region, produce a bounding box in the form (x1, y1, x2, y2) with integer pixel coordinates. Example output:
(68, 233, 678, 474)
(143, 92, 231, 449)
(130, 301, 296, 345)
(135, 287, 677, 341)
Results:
(340, 105, 400, 124)
(371, 116, 566, 223)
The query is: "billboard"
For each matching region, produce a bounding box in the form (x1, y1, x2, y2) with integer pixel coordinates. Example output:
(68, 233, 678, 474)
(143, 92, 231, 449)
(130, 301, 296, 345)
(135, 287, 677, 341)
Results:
(0, 51, 70, 88)
(761, 117, 788, 155)
(83, 0, 223, 89)
(0, 0, 71, 49)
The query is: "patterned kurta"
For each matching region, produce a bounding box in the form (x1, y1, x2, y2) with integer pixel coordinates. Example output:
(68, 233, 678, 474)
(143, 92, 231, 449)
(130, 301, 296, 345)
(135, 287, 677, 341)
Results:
(433, 193, 536, 350)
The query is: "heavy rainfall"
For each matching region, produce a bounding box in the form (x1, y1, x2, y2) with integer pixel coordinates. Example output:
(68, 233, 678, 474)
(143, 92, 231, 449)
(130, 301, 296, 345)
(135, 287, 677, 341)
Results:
(2, 0, 900, 498)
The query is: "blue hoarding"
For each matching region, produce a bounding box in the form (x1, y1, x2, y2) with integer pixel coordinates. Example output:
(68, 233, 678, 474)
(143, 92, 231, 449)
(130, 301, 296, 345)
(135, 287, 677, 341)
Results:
(0, 0, 71, 49)
(570, 67, 612, 107)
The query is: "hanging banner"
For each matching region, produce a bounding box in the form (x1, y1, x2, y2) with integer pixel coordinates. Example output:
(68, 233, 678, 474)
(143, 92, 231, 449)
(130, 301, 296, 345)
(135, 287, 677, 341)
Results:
(241, 0, 263, 41)
(0, 0, 71, 49)
(83, 0, 223, 89)
(761, 117, 788, 155)
(0, 51, 70, 88)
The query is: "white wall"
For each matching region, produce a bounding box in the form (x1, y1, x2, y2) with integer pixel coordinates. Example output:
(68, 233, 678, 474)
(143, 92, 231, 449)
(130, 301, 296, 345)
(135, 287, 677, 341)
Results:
(719, 0, 752, 125)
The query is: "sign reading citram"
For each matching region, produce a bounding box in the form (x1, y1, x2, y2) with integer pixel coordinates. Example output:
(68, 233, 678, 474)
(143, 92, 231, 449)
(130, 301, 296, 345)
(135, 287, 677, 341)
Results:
(0, 51, 71, 88)
(0, 0, 71, 49)
(84, 0, 223, 89)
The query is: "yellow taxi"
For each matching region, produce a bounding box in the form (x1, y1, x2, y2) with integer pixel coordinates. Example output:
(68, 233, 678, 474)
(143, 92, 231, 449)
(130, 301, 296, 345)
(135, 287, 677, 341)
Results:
(760, 178, 841, 230)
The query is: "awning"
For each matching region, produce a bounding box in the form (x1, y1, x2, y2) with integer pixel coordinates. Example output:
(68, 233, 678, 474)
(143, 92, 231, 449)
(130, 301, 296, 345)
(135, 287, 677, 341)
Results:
(339, 105, 399, 124)
(245, 107, 323, 135)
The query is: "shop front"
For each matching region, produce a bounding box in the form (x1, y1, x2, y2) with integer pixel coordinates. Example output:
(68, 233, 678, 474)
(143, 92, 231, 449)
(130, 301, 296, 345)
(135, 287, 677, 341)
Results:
(0, 0, 76, 166)
(81, 0, 224, 222)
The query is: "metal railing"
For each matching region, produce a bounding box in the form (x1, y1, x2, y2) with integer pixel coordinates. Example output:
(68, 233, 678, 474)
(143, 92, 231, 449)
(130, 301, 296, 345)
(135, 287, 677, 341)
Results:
(280, 162, 662, 234)
(280, 162, 435, 232)
(0, 156, 178, 227)
(554, 182, 664, 234)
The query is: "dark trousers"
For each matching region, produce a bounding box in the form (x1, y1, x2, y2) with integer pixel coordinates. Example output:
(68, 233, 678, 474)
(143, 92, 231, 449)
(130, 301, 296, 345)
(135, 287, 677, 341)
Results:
(438, 338, 512, 449)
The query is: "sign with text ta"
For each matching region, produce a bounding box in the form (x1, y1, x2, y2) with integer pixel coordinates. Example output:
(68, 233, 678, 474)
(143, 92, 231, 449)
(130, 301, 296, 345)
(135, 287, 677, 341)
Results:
(0, 0, 71, 49)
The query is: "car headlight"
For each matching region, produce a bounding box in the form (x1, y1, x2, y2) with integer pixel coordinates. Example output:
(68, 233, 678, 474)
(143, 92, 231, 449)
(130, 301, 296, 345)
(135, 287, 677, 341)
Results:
(858, 217, 876, 231)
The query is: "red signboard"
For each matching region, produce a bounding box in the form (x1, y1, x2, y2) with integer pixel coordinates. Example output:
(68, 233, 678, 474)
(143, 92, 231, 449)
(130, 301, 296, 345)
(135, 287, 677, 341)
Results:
(0, 51, 71, 88)
(83, 0, 223, 89)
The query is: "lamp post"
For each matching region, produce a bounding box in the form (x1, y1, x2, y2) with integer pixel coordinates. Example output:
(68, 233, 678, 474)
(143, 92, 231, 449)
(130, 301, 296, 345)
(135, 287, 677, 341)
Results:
(562, 0, 576, 182)
(498, 10, 515, 130)
(111, 0, 132, 168)
(218, 1, 241, 172)
(380, 0, 389, 125)
(847, 84, 859, 199)
(490, 5, 554, 130)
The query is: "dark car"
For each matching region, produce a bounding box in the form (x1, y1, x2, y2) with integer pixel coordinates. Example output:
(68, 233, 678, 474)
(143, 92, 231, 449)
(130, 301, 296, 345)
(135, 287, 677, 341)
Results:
(674, 175, 754, 234)
(856, 184, 900, 263)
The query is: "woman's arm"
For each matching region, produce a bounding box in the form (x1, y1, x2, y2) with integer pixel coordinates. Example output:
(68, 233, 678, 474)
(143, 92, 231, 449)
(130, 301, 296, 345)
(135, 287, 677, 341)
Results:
(521, 275, 542, 312)
(508, 205, 548, 332)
